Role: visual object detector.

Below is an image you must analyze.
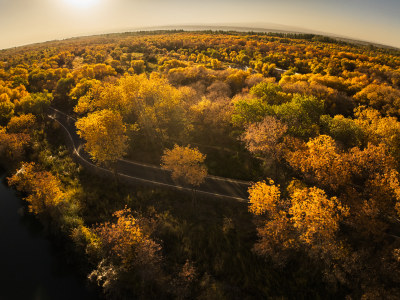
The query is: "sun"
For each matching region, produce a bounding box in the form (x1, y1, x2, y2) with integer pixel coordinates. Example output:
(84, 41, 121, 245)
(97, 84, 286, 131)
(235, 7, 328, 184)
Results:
(63, 0, 99, 9)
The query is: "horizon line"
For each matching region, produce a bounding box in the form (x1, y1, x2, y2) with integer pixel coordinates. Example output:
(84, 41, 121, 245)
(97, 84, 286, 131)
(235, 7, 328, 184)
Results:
(1, 24, 399, 52)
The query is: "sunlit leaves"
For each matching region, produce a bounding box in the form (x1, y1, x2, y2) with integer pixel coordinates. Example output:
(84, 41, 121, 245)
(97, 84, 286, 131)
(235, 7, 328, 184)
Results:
(355, 83, 400, 116)
(287, 135, 350, 190)
(161, 144, 207, 187)
(88, 207, 162, 294)
(7, 113, 36, 133)
(290, 187, 349, 246)
(248, 180, 281, 216)
(94, 207, 144, 265)
(355, 107, 400, 162)
(8, 162, 66, 215)
(76, 109, 128, 165)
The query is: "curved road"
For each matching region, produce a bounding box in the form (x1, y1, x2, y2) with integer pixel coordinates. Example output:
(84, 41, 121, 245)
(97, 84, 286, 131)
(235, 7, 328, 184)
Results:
(48, 107, 251, 201)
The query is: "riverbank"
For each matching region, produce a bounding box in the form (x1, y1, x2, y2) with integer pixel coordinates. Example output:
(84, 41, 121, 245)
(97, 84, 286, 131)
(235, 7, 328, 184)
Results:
(0, 171, 98, 300)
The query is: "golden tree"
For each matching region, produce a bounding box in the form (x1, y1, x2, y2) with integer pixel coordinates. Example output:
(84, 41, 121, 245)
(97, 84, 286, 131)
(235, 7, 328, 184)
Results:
(249, 180, 349, 266)
(346, 143, 400, 237)
(8, 162, 65, 215)
(248, 180, 296, 265)
(7, 113, 36, 133)
(0, 93, 14, 124)
(94, 207, 144, 265)
(89, 207, 162, 293)
(354, 83, 400, 116)
(354, 107, 400, 162)
(161, 145, 207, 187)
(286, 135, 351, 191)
(76, 109, 128, 166)
(248, 180, 281, 216)
(0, 127, 30, 163)
(161, 145, 207, 203)
(289, 187, 349, 246)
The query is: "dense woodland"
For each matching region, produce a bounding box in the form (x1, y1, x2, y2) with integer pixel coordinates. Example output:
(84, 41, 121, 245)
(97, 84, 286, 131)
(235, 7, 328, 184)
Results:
(1, 30, 400, 299)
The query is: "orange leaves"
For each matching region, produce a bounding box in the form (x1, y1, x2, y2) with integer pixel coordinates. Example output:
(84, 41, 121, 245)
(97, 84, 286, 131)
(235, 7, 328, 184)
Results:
(94, 207, 143, 265)
(354, 83, 400, 116)
(91, 206, 162, 278)
(289, 132, 400, 240)
(287, 135, 351, 191)
(249, 180, 349, 247)
(161, 145, 207, 187)
(8, 162, 65, 214)
(290, 187, 349, 246)
(0, 128, 30, 162)
(248, 180, 280, 216)
(354, 107, 400, 161)
(249, 179, 351, 265)
(248, 180, 296, 264)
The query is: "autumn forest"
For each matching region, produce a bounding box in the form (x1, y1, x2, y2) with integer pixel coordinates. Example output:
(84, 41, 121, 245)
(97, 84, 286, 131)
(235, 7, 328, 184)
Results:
(1, 30, 400, 299)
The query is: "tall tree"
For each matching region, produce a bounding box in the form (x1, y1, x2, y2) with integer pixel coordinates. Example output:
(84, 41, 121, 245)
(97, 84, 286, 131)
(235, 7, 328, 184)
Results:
(286, 135, 351, 191)
(76, 109, 128, 166)
(241, 116, 287, 178)
(289, 186, 349, 247)
(161, 145, 207, 203)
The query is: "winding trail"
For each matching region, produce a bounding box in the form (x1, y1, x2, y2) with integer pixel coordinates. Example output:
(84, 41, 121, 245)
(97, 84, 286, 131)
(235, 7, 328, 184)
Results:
(48, 107, 251, 201)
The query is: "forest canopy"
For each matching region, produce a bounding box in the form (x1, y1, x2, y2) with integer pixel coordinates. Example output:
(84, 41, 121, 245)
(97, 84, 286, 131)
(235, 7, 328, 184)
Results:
(1, 31, 400, 299)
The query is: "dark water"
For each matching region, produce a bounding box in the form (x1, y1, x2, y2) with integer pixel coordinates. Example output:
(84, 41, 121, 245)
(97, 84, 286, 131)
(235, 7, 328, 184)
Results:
(0, 173, 99, 300)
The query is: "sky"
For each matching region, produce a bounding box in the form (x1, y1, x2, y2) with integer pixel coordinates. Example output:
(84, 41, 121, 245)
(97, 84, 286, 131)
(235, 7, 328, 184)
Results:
(0, 0, 399, 50)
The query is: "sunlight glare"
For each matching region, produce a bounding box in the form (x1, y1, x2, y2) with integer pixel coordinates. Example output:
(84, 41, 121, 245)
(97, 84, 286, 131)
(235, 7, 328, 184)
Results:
(63, 0, 100, 9)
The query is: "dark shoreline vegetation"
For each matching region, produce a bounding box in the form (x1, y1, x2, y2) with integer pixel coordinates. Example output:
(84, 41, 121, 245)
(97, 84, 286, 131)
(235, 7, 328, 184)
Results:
(0, 170, 99, 300)
(1, 30, 400, 299)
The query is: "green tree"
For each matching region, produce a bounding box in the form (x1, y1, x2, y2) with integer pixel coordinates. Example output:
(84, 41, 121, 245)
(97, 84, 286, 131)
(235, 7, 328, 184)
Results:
(15, 92, 53, 117)
(274, 94, 324, 138)
(250, 82, 290, 105)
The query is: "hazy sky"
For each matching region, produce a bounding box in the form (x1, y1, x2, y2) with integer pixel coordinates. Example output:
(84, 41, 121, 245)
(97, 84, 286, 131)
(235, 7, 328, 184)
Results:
(0, 0, 399, 49)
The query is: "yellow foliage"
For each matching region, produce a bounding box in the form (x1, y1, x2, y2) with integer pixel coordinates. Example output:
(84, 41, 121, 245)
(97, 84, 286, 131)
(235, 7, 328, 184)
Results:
(95, 207, 144, 265)
(8, 162, 66, 214)
(286, 135, 351, 190)
(7, 113, 35, 133)
(76, 109, 128, 165)
(248, 180, 281, 215)
(161, 144, 207, 187)
(290, 187, 349, 246)
(0, 129, 30, 161)
(355, 107, 400, 160)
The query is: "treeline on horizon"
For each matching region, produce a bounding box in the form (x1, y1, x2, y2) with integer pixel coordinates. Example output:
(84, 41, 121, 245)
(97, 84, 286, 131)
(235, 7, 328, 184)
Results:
(0, 31, 400, 299)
